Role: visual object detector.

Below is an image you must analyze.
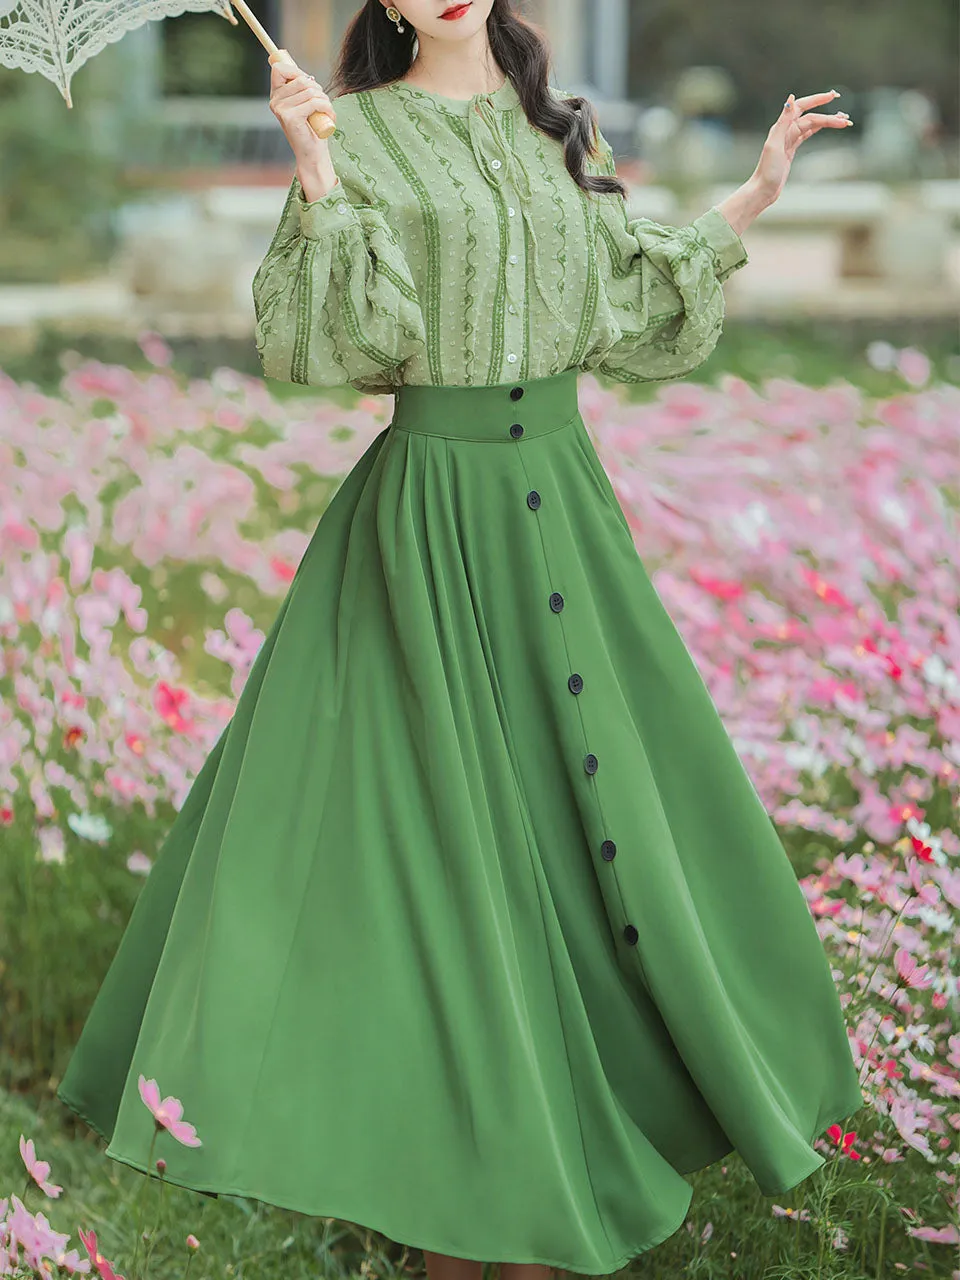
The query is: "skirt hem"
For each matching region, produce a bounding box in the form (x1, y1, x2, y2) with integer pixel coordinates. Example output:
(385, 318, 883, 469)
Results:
(673, 1094, 864, 1196)
(56, 1087, 861, 1274)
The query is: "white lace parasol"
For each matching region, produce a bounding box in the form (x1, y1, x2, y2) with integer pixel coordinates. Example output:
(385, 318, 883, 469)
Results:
(0, 0, 334, 135)
(0, 0, 238, 108)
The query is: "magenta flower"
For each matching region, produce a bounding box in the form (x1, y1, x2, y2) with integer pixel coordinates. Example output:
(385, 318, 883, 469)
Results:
(799, 566, 854, 610)
(825, 1125, 860, 1160)
(270, 555, 297, 583)
(688, 567, 744, 601)
(137, 1075, 202, 1147)
(19, 1134, 63, 1197)
(153, 682, 194, 734)
(78, 1226, 126, 1280)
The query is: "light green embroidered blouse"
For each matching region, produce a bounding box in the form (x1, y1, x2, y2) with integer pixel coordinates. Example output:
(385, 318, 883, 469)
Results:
(251, 75, 749, 394)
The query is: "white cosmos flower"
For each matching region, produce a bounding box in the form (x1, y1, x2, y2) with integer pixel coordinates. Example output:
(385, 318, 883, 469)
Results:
(67, 811, 112, 843)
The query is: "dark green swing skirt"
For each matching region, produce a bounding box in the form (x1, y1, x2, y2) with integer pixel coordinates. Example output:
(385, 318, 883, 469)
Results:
(57, 368, 864, 1275)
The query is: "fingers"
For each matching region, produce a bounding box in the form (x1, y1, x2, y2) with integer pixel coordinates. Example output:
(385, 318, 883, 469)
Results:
(268, 63, 335, 120)
(268, 49, 301, 80)
(782, 90, 853, 123)
(273, 85, 335, 127)
(773, 91, 853, 139)
(268, 50, 325, 100)
(790, 89, 842, 112)
(271, 64, 312, 92)
(283, 86, 334, 116)
(794, 111, 853, 136)
(770, 93, 796, 138)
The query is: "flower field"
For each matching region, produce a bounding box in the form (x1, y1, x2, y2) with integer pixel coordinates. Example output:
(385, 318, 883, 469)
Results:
(1, 335, 959, 1277)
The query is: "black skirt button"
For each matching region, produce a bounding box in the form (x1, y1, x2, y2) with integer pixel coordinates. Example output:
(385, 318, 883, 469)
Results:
(623, 924, 639, 945)
(509, 423, 524, 439)
(527, 489, 541, 509)
(583, 752, 598, 774)
(568, 673, 583, 694)
(549, 592, 564, 612)
(510, 386, 524, 400)
(600, 839, 617, 861)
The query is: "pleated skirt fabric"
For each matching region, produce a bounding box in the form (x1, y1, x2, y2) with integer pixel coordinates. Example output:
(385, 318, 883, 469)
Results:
(57, 368, 864, 1275)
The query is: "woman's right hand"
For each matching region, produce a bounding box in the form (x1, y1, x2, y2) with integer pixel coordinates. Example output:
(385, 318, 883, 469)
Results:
(267, 50, 338, 175)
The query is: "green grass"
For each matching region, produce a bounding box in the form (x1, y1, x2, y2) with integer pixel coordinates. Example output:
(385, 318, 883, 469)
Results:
(1, 1074, 943, 1279)
(2, 1085, 426, 1280)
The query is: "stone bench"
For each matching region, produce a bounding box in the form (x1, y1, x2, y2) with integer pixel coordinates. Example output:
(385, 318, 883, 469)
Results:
(701, 180, 957, 286)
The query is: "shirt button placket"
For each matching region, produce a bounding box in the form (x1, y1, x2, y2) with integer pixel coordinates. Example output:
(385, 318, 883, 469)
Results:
(499, 181, 522, 379)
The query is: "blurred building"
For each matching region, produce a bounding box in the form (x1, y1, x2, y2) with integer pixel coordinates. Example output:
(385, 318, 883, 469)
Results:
(115, 0, 632, 175)
(280, 0, 629, 95)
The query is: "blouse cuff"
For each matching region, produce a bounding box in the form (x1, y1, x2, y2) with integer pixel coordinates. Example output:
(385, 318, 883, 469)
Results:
(691, 205, 749, 280)
(295, 175, 359, 240)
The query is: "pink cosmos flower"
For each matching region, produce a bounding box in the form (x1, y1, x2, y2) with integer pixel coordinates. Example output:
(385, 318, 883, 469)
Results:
(19, 1135, 63, 1197)
(78, 1227, 125, 1280)
(909, 1224, 959, 1243)
(688, 568, 744, 601)
(137, 331, 174, 368)
(889, 801, 924, 825)
(270, 556, 297, 583)
(153, 682, 194, 734)
(799, 567, 854, 610)
(137, 1075, 202, 1146)
(56, 1245, 93, 1274)
(896, 346, 931, 387)
(895, 947, 934, 989)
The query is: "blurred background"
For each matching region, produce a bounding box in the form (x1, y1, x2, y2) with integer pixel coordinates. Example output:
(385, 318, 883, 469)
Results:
(0, 0, 957, 386)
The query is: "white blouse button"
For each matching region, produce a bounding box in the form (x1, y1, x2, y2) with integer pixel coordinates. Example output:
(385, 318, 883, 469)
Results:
(506, 353, 517, 363)
(491, 159, 502, 170)
(336, 202, 349, 214)
(508, 206, 516, 217)
(509, 254, 518, 264)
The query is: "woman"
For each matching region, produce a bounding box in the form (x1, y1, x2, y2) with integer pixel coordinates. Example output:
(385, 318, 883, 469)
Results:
(57, 2, 864, 1276)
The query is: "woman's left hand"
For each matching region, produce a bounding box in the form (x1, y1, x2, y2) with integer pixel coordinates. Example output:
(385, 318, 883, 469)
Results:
(753, 90, 854, 206)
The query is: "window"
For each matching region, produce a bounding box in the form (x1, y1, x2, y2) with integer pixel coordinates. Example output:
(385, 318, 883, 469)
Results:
(160, 0, 281, 97)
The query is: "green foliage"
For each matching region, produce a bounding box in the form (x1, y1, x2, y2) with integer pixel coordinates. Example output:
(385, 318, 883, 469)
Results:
(0, 68, 137, 283)
(3, 319, 957, 401)
(161, 13, 248, 97)
(630, 0, 959, 131)
(160, 9, 269, 98)
(612, 316, 960, 404)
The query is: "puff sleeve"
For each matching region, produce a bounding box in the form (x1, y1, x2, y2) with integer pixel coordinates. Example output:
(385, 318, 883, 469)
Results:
(589, 132, 749, 383)
(251, 147, 427, 395)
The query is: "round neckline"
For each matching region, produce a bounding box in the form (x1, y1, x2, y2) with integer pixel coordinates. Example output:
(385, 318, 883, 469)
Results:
(385, 74, 520, 116)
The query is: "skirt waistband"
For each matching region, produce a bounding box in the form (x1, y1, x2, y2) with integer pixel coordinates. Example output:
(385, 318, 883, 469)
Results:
(390, 369, 581, 442)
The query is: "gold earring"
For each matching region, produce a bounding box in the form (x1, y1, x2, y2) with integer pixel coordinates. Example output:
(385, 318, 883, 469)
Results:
(385, 6, 406, 33)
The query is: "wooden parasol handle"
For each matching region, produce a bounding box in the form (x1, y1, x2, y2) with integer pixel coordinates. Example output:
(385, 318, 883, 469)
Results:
(228, 0, 336, 139)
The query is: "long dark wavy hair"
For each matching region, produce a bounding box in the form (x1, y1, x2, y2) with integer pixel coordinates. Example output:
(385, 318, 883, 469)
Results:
(324, 0, 628, 201)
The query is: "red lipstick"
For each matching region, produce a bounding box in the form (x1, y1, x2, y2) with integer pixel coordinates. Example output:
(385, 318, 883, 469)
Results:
(439, 2, 471, 18)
